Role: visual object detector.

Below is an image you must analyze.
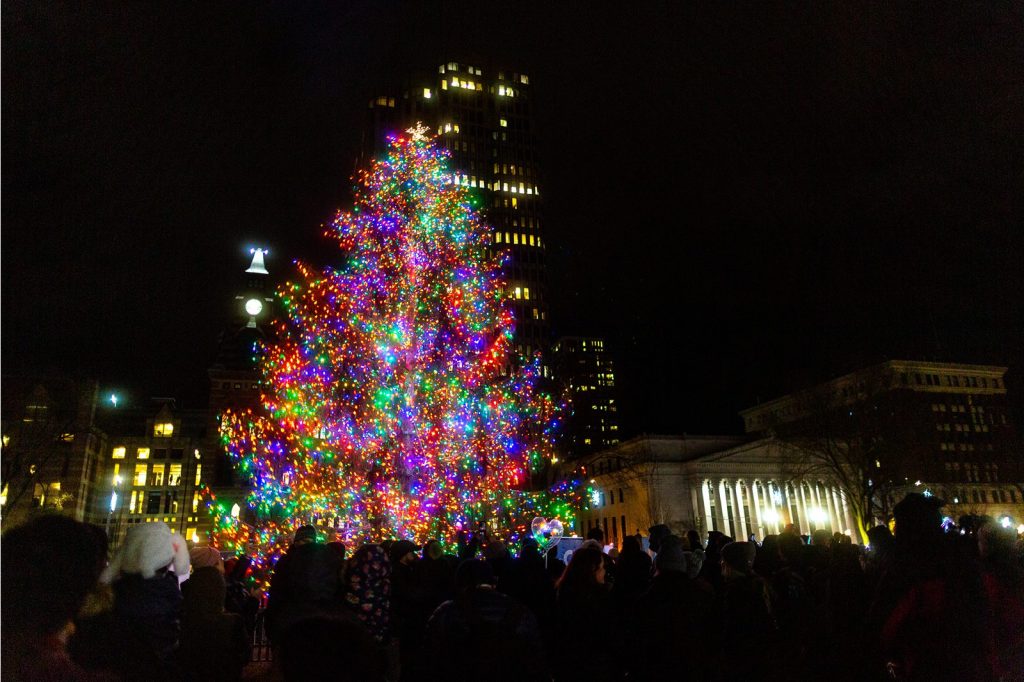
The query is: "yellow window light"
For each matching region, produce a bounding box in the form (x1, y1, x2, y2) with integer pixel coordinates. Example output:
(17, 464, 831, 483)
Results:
(112, 446, 126, 459)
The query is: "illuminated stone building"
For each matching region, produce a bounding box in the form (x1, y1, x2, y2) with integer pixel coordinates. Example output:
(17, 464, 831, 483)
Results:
(97, 401, 209, 549)
(741, 359, 1023, 527)
(0, 376, 107, 528)
(365, 62, 550, 368)
(550, 336, 621, 459)
(573, 360, 1023, 548)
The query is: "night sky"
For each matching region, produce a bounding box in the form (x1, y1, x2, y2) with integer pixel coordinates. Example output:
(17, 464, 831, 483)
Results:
(4, 2, 1022, 436)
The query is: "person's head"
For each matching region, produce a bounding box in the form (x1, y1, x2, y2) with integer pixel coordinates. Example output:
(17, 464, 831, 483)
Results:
(1, 515, 107, 641)
(893, 493, 944, 548)
(293, 525, 319, 547)
(455, 558, 496, 592)
(326, 541, 346, 562)
(278, 616, 385, 681)
(778, 531, 804, 564)
(388, 540, 420, 566)
(520, 535, 540, 559)
(227, 555, 252, 581)
(621, 534, 642, 556)
(586, 526, 605, 545)
(423, 539, 443, 561)
(182, 566, 226, 619)
(103, 521, 189, 583)
(686, 529, 703, 551)
(189, 546, 224, 574)
(653, 535, 688, 575)
(556, 545, 606, 592)
(867, 524, 894, 551)
(978, 521, 1016, 563)
(811, 529, 833, 548)
(647, 524, 671, 553)
(720, 541, 756, 578)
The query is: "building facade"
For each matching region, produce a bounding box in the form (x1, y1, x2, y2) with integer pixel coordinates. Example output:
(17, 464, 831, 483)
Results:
(366, 61, 551, 368)
(96, 402, 210, 549)
(1, 376, 107, 528)
(574, 435, 859, 548)
(740, 360, 1023, 526)
(550, 336, 621, 459)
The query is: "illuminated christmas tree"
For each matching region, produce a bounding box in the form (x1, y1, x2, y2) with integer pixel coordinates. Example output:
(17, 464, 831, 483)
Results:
(209, 125, 581, 566)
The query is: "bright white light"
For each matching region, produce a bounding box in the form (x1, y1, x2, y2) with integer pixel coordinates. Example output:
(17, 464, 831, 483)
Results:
(191, 531, 200, 543)
(1000, 516, 1012, 529)
(809, 507, 828, 524)
(230, 503, 241, 519)
(109, 491, 118, 512)
(763, 509, 779, 524)
(590, 490, 601, 506)
(1017, 524, 1024, 535)
(246, 247, 269, 275)
(109, 394, 119, 407)
(245, 298, 263, 316)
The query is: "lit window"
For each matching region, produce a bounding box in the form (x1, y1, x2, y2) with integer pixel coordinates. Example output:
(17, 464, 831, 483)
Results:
(129, 490, 138, 513)
(111, 463, 120, 484)
(112, 446, 126, 459)
(133, 464, 147, 486)
(168, 464, 182, 486)
(514, 287, 522, 299)
(454, 124, 460, 133)
(194, 464, 202, 486)
(498, 85, 506, 96)
(523, 287, 530, 300)
(423, 88, 432, 99)
(441, 80, 448, 90)
(520, 74, 529, 84)
(137, 448, 150, 460)
(192, 492, 201, 513)
(529, 234, 535, 246)
(154, 423, 173, 437)
(151, 464, 165, 486)
(513, 233, 519, 245)
(500, 119, 507, 127)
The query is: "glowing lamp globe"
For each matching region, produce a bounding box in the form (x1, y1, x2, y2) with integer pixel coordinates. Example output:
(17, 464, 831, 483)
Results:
(245, 298, 263, 316)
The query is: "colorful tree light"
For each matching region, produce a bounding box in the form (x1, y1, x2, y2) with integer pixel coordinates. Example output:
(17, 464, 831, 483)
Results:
(209, 125, 583, 566)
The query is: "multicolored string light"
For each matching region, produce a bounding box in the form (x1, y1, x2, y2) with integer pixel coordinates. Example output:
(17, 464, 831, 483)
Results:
(209, 126, 584, 565)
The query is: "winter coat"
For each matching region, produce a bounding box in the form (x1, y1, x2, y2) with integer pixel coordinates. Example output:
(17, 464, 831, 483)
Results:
(426, 587, 547, 682)
(266, 543, 344, 641)
(180, 567, 250, 682)
(625, 571, 718, 681)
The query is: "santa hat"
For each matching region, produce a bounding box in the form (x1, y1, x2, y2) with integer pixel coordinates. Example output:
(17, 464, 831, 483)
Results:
(102, 522, 190, 583)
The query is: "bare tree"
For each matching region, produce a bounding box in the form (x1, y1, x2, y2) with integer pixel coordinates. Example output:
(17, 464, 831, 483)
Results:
(771, 365, 926, 542)
(1, 380, 93, 522)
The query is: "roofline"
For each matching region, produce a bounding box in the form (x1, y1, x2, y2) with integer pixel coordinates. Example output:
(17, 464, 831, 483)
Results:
(739, 359, 1009, 417)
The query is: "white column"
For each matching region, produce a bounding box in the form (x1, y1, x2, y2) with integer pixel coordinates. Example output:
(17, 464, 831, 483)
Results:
(798, 484, 811, 534)
(734, 481, 748, 539)
(701, 480, 714, 533)
(717, 480, 732, 537)
(751, 482, 764, 538)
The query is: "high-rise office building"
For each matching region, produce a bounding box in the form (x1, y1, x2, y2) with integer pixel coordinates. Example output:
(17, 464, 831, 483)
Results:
(365, 61, 550, 368)
(550, 336, 621, 459)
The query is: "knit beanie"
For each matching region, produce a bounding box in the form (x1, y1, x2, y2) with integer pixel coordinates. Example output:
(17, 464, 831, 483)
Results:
(189, 546, 224, 573)
(102, 522, 190, 582)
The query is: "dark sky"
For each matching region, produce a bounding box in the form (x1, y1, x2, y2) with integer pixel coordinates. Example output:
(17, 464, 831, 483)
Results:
(4, 2, 1023, 435)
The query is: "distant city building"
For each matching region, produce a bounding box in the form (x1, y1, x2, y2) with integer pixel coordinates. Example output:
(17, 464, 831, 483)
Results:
(365, 61, 551, 368)
(208, 248, 276, 490)
(95, 401, 209, 549)
(740, 360, 1022, 525)
(550, 336, 620, 459)
(0, 376, 106, 528)
(572, 360, 1023, 549)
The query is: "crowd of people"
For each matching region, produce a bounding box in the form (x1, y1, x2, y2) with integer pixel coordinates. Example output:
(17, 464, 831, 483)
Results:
(2, 492, 1023, 681)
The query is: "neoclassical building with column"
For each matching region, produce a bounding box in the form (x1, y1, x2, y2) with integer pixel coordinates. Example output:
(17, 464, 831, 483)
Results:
(570, 434, 859, 546)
